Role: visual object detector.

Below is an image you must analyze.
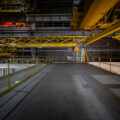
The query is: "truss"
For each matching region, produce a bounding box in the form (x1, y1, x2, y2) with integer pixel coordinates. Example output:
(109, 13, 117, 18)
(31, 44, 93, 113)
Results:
(0, 36, 88, 48)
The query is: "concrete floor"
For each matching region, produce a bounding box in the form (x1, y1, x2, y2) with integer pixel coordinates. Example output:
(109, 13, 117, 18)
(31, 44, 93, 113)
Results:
(3, 64, 120, 120)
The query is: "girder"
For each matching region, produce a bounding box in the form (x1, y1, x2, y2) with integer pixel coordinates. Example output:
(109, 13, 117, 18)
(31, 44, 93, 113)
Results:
(0, 36, 88, 48)
(79, 0, 119, 29)
(84, 21, 120, 46)
(112, 33, 120, 40)
(71, 0, 118, 30)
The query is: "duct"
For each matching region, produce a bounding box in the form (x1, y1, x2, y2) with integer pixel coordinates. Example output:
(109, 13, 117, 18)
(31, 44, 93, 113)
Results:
(84, 20, 120, 46)
(79, 0, 119, 29)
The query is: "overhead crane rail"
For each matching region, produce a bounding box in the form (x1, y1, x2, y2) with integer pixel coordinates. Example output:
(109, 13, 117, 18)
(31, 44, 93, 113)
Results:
(0, 36, 88, 48)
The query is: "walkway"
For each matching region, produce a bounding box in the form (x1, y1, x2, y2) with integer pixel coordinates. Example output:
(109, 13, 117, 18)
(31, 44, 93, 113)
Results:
(1, 64, 120, 120)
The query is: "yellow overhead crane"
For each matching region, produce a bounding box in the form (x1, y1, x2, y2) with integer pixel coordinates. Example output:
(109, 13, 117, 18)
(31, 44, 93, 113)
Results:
(70, 0, 120, 47)
(80, 0, 119, 29)
(0, 36, 89, 48)
(71, 0, 119, 30)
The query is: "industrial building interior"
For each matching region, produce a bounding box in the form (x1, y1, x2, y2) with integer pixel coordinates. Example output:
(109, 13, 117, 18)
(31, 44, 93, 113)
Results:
(0, 0, 120, 120)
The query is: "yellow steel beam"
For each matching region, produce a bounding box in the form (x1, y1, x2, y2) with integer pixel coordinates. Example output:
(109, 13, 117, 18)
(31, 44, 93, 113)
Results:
(84, 21, 120, 46)
(12, 43, 77, 48)
(0, 36, 88, 48)
(79, 0, 119, 29)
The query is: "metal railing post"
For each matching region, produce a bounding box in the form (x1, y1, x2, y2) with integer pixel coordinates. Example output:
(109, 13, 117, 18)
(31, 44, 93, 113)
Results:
(99, 56, 101, 67)
(92, 56, 94, 65)
(110, 58, 112, 72)
(27, 60, 29, 77)
(41, 56, 43, 64)
(92, 56, 94, 62)
(8, 62, 10, 89)
(36, 57, 38, 72)
(84, 47, 86, 63)
(42, 63, 44, 69)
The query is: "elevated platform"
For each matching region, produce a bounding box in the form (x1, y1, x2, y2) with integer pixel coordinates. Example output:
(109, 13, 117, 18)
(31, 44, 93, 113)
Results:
(0, 64, 120, 120)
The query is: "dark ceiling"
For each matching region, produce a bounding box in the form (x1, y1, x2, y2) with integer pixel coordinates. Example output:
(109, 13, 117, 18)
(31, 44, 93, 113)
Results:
(30, 0, 73, 14)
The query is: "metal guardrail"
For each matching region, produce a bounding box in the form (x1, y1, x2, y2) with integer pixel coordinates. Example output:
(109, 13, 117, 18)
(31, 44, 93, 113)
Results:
(0, 55, 87, 96)
(89, 56, 120, 75)
(0, 58, 48, 96)
(0, 56, 86, 64)
(0, 55, 119, 96)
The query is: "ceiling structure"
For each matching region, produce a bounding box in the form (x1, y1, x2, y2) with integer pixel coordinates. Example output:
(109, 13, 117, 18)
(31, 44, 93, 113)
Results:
(0, 0, 120, 48)
(0, 0, 73, 13)
(0, 36, 88, 48)
(34, 0, 73, 14)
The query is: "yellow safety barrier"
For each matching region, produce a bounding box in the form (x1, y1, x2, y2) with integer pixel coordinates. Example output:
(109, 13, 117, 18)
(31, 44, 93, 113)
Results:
(8, 62, 10, 89)
(0, 56, 88, 64)
(36, 57, 39, 72)
(110, 58, 112, 72)
(99, 56, 101, 68)
(27, 60, 29, 77)
(0, 58, 49, 96)
(88, 56, 120, 76)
